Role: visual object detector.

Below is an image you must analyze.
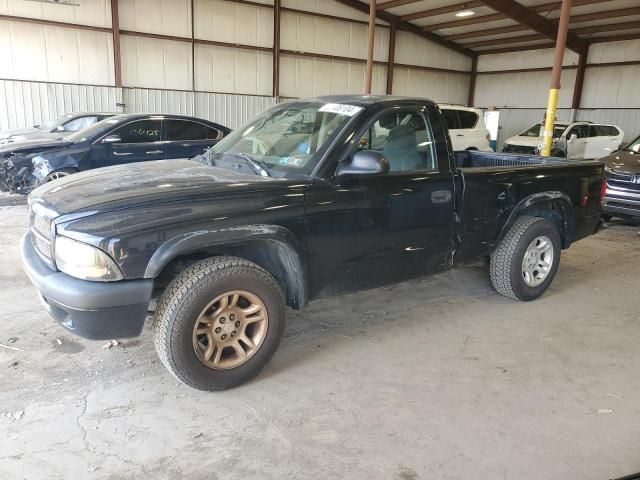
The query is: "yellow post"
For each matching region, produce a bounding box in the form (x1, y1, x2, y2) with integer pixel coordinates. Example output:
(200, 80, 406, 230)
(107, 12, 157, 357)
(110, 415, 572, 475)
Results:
(540, 0, 573, 157)
(541, 89, 559, 156)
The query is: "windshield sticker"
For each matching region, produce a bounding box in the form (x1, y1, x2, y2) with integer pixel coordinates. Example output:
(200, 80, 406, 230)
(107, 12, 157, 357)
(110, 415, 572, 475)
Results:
(319, 103, 364, 117)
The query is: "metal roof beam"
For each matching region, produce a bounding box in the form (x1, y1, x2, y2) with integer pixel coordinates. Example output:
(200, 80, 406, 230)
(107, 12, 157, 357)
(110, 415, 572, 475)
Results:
(477, 0, 588, 53)
(334, 0, 475, 57)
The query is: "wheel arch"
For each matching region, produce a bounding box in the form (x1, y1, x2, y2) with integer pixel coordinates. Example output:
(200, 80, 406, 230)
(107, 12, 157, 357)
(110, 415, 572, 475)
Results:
(496, 191, 575, 249)
(146, 225, 308, 309)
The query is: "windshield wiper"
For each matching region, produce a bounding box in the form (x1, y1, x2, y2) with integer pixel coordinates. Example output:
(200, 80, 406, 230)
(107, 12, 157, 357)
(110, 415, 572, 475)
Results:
(227, 152, 271, 177)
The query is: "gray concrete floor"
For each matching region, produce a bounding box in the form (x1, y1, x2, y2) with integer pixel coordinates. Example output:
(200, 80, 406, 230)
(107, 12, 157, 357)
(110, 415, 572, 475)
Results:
(1, 202, 639, 480)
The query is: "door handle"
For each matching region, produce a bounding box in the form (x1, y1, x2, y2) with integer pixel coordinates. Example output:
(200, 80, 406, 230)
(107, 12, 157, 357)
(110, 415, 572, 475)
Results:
(431, 190, 452, 204)
(113, 152, 131, 156)
(146, 150, 163, 155)
(456, 134, 464, 137)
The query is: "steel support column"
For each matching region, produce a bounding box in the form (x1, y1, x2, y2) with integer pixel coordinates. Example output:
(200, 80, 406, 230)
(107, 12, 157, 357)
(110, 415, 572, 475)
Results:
(272, 0, 281, 98)
(468, 55, 478, 106)
(386, 20, 397, 94)
(110, 0, 122, 88)
(572, 47, 588, 109)
(365, 0, 376, 94)
(541, 0, 573, 157)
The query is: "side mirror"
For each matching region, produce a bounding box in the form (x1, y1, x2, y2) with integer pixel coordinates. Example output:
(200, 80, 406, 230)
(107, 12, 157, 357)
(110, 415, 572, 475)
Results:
(336, 150, 390, 176)
(568, 133, 577, 143)
(101, 134, 121, 144)
(55, 125, 65, 132)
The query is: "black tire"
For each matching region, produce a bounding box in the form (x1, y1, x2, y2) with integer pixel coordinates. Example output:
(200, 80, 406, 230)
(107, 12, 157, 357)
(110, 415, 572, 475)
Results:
(45, 168, 77, 183)
(601, 213, 613, 222)
(153, 256, 285, 391)
(489, 215, 561, 301)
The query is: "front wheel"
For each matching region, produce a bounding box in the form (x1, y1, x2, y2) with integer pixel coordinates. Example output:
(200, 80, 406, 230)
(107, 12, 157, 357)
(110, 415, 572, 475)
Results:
(153, 256, 285, 391)
(490, 216, 561, 301)
(45, 168, 77, 182)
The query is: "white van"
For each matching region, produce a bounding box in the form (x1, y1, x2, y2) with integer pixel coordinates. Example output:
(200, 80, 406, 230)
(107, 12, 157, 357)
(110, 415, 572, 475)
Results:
(503, 121, 624, 159)
(439, 105, 492, 152)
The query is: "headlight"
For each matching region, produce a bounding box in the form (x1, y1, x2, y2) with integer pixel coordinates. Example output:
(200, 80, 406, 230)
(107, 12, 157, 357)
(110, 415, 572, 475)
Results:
(54, 236, 123, 281)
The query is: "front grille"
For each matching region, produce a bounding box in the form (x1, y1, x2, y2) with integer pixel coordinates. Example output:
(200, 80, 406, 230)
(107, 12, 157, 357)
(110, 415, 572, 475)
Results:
(607, 171, 640, 192)
(30, 213, 53, 263)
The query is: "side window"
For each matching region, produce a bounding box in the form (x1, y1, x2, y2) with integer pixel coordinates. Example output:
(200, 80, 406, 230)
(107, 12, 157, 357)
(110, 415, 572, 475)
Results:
(206, 126, 222, 140)
(357, 110, 437, 172)
(441, 109, 460, 130)
(568, 125, 587, 139)
(63, 116, 98, 132)
(165, 120, 207, 141)
(457, 110, 478, 129)
(113, 120, 161, 143)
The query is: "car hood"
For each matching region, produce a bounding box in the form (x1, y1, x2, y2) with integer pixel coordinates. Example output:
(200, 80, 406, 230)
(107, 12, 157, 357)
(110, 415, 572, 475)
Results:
(504, 136, 542, 147)
(602, 150, 640, 174)
(0, 137, 70, 155)
(30, 159, 311, 217)
(0, 127, 42, 139)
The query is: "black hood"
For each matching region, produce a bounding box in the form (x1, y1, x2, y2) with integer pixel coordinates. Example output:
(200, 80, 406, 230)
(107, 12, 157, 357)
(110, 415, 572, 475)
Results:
(30, 159, 311, 217)
(0, 137, 71, 156)
(602, 150, 640, 175)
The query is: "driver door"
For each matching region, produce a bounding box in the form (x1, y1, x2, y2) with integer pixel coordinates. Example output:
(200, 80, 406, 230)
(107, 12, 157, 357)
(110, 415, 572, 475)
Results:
(305, 106, 455, 298)
(90, 119, 165, 169)
(566, 124, 588, 159)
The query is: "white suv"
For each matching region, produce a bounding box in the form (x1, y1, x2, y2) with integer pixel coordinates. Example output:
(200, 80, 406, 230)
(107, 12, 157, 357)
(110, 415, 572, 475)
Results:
(439, 105, 492, 152)
(503, 121, 624, 160)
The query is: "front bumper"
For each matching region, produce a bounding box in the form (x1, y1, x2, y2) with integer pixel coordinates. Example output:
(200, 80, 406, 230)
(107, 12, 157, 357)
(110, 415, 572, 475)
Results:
(603, 185, 640, 219)
(21, 233, 154, 340)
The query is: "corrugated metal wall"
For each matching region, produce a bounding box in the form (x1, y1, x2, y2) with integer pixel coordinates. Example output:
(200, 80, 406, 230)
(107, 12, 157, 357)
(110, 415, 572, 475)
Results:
(0, 79, 123, 131)
(0, 79, 276, 131)
(475, 41, 640, 148)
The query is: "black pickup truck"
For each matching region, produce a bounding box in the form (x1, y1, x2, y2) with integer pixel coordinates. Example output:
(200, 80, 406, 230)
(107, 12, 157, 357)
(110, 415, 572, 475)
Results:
(22, 95, 604, 391)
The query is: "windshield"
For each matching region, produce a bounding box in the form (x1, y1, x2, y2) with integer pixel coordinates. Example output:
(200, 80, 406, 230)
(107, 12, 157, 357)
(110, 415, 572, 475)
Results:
(202, 101, 362, 177)
(624, 135, 640, 153)
(66, 117, 124, 142)
(39, 114, 72, 131)
(520, 123, 566, 139)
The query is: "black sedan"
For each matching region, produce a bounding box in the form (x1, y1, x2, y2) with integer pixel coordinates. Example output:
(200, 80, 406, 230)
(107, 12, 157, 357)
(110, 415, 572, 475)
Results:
(602, 134, 640, 221)
(0, 112, 115, 145)
(0, 113, 230, 193)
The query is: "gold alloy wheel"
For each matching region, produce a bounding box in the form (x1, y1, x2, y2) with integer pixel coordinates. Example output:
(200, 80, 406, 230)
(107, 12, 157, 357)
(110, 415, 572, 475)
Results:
(192, 290, 268, 370)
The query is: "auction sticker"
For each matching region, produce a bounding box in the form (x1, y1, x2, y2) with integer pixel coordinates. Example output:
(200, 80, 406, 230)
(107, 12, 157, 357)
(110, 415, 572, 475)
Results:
(319, 103, 364, 117)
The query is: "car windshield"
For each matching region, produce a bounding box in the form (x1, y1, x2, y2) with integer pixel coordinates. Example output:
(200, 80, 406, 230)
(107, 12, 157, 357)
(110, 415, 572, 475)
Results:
(520, 123, 566, 139)
(65, 117, 125, 142)
(199, 101, 362, 177)
(38, 114, 72, 131)
(624, 135, 640, 153)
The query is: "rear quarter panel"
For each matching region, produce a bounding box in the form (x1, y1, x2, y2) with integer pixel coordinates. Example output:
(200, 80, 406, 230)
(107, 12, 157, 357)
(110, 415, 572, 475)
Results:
(454, 163, 604, 263)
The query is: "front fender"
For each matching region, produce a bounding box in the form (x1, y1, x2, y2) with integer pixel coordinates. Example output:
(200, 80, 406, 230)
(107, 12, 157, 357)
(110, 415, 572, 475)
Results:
(145, 224, 308, 309)
(496, 191, 575, 249)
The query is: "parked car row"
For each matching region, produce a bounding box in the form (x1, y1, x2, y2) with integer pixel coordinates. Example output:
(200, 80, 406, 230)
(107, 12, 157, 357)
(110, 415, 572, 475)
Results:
(0, 113, 230, 193)
(2, 108, 638, 224)
(503, 120, 625, 160)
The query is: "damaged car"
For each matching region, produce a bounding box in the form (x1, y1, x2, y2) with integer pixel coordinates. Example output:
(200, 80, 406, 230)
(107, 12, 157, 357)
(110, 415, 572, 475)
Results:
(0, 113, 230, 193)
(0, 112, 115, 145)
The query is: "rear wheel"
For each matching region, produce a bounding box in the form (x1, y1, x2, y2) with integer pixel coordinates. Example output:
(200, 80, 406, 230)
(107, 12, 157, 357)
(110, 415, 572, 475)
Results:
(153, 256, 285, 391)
(45, 168, 76, 182)
(490, 216, 561, 301)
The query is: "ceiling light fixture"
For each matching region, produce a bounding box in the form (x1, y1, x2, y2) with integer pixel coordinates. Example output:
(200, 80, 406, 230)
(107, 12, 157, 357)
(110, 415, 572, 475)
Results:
(455, 10, 476, 17)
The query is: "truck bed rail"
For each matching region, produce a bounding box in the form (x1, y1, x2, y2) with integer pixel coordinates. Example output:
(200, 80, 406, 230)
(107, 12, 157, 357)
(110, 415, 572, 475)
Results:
(455, 150, 568, 169)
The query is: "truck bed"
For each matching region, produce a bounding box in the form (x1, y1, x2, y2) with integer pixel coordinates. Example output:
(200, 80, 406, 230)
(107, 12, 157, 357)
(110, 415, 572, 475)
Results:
(452, 150, 604, 266)
(455, 150, 569, 169)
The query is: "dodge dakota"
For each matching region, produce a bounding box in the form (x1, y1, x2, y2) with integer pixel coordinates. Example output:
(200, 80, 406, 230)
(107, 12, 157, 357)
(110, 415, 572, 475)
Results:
(21, 95, 604, 391)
